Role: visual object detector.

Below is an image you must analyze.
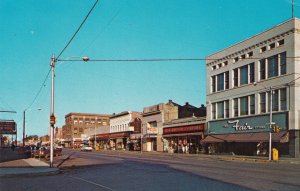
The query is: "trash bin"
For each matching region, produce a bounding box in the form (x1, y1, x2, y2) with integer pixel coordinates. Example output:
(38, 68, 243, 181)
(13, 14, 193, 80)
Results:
(272, 148, 278, 161)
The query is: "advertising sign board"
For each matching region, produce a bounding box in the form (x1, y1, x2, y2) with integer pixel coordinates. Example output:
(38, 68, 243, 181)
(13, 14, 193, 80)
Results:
(0, 121, 16, 134)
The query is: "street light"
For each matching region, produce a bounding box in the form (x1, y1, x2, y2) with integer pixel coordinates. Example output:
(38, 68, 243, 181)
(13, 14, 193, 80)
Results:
(22, 108, 41, 147)
(49, 54, 89, 168)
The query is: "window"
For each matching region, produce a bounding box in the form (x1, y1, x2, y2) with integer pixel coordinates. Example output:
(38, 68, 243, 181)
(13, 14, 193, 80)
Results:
(269, 90, 279, 112)
(268, 55, 278, 78)
(218, 63, 222, 68)
(241, 54, 246, 59)
(278, 39, 284, 46)
(248, 51, 253, 57)
(250, 95, 255, 115)
(260, 93, 266, 113)
(240, 65, 248, 85)
(249, 63, 255, 83)
(212, 65, 216, 70)
(261, 46, 267, 53)
(217, 102, 224, 119)
(211, 76, 216, 93)
(225, 100, 229, 118)
(217, 73, 224, 91)
(225, 71, 229, 89)
(233, 68, 238, 87)
(224, 61, 228, 66)
(260, 59, 266, 80)
(240, 96, 248, 116)
(234, 98, 239, 117)
(280, 88, 287, 110)
(234, 57, 239, 63)
(269, 43, 275, 49)
(212, 103, 216, 120)
(280, 52, 286, 75)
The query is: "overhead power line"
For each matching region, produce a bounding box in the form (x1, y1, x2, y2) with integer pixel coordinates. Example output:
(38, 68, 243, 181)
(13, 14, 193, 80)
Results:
(57, 56, 300, 62)
(25, 68, 51, 111)
(56, 0, 99, 60)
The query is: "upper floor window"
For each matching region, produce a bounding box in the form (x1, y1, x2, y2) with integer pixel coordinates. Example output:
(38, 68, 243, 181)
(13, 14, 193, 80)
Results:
(240, 65, 248, 85)
(234, 98, 239, 117)
(249, 62, 255, 83)
(211, 76, 216, 93)
(225, 71, 229, 89)
(240, 96, 249, 116)
(233, 68, 238, 87)
(217, 102, 224, 119)
(260, 92, 266, 113)
(260, 59, 266, 80)
(280, 52, 286, 75)
(268, 55, 279, 78)
(217, 73, 224, 91)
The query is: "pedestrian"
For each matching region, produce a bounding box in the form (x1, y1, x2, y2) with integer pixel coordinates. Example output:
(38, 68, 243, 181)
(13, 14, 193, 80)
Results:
(11, 143, 15, 151)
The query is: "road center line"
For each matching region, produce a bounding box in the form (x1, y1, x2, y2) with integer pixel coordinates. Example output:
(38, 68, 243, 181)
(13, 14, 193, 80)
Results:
(67, 175, 115, 191)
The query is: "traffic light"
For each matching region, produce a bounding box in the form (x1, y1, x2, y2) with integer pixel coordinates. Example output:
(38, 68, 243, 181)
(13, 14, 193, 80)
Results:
(272, 125, 281, 133)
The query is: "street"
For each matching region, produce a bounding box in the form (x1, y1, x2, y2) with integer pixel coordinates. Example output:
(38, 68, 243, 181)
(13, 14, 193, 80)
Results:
(1, 149, 300, 191)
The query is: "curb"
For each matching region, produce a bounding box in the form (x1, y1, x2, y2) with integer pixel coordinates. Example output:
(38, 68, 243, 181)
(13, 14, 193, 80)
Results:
(0, 167, 60, 178)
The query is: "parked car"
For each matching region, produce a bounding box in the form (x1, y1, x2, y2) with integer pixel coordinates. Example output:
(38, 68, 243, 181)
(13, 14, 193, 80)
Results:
(81, 145, 93, 152)
(32, 147, 62, 159)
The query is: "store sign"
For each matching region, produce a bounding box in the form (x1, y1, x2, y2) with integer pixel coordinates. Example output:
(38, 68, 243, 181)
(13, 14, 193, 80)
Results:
(164, 124, 204, 134)
(0, 121, 16, 134)
(227, 120, 266, 131)
(147, 127, 158, 134)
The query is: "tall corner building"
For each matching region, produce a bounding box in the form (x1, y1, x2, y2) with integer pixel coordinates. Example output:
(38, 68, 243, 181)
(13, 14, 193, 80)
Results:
(205, 18, 300, 158)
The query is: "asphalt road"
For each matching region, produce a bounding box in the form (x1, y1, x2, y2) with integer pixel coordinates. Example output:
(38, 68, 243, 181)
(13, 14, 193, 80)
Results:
(1, 149, 300, 191)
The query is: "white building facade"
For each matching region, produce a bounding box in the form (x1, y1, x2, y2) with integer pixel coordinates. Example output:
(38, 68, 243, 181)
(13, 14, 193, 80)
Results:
(205, 18, 300, 158)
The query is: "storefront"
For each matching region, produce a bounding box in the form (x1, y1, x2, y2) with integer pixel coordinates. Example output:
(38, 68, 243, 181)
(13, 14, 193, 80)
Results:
(108, 132, 130, 150)
(129, 133, 141, 151)
(163, 117, 206, 154)
(203, 112, 289, 156)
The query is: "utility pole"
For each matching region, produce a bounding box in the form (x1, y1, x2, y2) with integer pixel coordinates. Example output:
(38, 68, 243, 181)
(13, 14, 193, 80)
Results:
(50, 54, 56, 168)
(292, 0, 295, 18)
(23, 110, 26, 147)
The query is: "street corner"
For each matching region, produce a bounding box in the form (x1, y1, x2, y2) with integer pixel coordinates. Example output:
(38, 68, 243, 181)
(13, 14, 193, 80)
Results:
(0, 167, 60, 178)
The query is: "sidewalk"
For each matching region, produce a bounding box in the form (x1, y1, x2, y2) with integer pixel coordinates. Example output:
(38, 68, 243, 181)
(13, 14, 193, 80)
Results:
(97, 149, 300, 164)
(0, 148, 59, 178)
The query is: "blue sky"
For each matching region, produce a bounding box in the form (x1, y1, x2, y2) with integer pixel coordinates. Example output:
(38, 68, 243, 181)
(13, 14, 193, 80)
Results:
(0, 0, 299, 138)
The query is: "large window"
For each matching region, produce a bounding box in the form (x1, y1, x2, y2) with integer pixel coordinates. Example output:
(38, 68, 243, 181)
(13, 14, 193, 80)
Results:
(250, 95, 255, 115)
(225, 100, 229, 118)
(217, 102, 224, 119)
(234, 98, 239, 117)
(260, 93, 266, 113)
(280, 88, 287, 110)
(211, 76, 216, 93)
(217, 73, 224, 91)
(240, 65, 248, 85)
(249, 63, 255, 83)
(280, 52, 286, 75)
(260, 59, 266, 80)
(212, 103, 216, 120)
(268, 55, 279, 78)
(225, 71, 229, 89)
(233, 68, 238, 87)
(269, 90, 279, 112)
(240, 96, 249, 116)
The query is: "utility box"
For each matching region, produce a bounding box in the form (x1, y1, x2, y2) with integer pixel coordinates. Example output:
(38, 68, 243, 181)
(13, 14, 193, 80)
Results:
(272, 148, 279, 161)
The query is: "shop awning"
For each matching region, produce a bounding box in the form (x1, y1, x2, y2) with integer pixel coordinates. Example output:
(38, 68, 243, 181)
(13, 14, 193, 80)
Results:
(163, 132, 203, 138)
(201, 132, 288, 143)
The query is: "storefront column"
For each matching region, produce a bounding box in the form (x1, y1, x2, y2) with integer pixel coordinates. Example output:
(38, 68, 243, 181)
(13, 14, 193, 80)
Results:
(289, 129, 300, 158)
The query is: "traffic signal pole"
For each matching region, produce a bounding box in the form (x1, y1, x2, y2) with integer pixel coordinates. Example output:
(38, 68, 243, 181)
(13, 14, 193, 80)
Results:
(50, 55, 56, 168)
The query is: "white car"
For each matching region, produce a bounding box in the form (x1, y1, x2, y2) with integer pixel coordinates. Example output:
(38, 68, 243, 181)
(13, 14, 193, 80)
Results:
(81, 145, 93, 152)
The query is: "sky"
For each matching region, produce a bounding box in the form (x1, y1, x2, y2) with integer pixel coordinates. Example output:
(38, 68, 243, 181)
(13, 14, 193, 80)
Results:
(0, 0, 299, 139)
